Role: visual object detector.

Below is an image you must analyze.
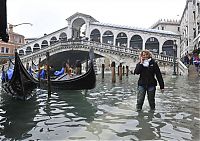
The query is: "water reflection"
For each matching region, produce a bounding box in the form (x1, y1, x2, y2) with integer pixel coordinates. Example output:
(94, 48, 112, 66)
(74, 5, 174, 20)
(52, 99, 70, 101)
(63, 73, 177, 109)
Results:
(27, 89, 97, 140)
(0, 91, 39, 140)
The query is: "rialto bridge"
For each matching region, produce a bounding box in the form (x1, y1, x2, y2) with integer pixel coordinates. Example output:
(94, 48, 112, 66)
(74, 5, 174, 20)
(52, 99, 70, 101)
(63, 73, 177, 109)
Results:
(16, 12, 188, 75)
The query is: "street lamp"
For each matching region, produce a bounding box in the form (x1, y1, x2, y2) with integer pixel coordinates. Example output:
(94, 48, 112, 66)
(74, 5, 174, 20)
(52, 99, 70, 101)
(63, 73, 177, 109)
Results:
(9, 22, 32, 34)
(9, 22, 33, 28)
(173, 40, 177, 75)
(9, 23, 33, 49)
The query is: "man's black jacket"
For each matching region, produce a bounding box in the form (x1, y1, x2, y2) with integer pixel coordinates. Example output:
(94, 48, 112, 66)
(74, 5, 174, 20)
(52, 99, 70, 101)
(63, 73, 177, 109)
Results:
(134, 59, 164, 89)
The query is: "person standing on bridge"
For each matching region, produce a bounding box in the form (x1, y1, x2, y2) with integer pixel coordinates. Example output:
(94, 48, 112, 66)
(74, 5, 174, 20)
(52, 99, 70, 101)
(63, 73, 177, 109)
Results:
(134, 50, 164, 112)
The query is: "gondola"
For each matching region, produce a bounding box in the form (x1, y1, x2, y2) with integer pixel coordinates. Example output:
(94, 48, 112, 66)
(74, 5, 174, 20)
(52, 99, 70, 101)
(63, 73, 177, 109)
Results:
(40, 48, 96, 90)
(1, 49, 96, 100)
(1, 51, 39, 100)
(40, 61, 96, 90)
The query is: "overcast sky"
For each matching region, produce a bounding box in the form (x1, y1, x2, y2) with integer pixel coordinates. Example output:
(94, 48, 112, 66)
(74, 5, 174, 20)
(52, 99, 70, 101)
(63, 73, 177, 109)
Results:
(7, 0, 186, 38)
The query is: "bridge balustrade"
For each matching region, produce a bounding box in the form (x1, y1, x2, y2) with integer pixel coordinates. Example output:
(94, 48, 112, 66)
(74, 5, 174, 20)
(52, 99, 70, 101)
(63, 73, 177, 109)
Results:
(19, 40, 175, 65)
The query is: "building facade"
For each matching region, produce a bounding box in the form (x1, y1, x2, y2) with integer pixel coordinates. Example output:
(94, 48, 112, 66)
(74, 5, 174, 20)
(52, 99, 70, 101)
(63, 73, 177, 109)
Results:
(0, 24, 25, 64)
(151, 0, 200, 57)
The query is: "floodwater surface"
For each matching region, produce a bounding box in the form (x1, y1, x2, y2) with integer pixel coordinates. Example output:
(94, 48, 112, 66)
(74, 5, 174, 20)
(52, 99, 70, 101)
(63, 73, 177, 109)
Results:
(0, 74, 199, 140)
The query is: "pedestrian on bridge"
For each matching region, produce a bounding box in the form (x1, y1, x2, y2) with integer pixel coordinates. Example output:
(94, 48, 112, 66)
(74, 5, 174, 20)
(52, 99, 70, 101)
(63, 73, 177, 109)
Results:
(134, 50, 164, 112)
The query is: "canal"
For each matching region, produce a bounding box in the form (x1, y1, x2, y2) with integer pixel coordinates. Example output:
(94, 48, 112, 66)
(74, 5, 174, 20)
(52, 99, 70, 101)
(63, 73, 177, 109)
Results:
(0, 74, 199, 140)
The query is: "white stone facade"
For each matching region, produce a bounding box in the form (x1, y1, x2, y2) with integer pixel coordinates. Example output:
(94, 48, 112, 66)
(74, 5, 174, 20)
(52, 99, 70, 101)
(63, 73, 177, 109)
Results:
(18, 12, 180, 58)
(151, 0, 200, 57)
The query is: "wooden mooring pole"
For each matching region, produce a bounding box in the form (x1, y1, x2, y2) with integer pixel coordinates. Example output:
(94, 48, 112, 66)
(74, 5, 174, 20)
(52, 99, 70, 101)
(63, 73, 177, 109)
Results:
(46, 52, 51, 97)
(122, 66, 125, 76)
(119, 63, 122, 81)
(111, 61, 116, 83)
(126, 65, 129, 76)
(86, 58, 88, 72)
(38, 58, 41, 87)
(102, 64, 105, 79)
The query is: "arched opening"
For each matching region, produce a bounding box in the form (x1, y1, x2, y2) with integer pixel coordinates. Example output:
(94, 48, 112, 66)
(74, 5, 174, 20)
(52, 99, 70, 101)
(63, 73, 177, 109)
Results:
(102, 30, 114, 45)
(19, 50, 24, 56)
(33, 43, 40, 52)
(130, 35, 143, 50)
(115, 32, 128, 47)
(41, 40, 48, 48)
(50, 36, 58, 45)
(72, 18, 86, 39)
(59, 32, 67, 42)
(145, 37, 159, 53)
(162, 40, 174, 56)
(90, 29, 101, 42)
(25, 46, 32, 55)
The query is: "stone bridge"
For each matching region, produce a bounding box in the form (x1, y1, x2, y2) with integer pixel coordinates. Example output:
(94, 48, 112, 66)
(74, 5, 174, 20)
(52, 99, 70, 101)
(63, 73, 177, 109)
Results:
(18, 40, 188, 75)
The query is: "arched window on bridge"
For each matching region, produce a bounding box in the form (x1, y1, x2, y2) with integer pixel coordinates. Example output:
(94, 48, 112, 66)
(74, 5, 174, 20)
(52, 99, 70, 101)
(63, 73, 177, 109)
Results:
(145, 37, 159, 53)
(25, 46, 32, 55)
(41, 40, 48, 48)
(90, 29, 101, 43)
(59, 32, 67, 43)
(115, 32, 128, 47)
(19, 50, 24, 56)
(72, 18, 86, 39)
(50, 36, 58, 45)
(102, 30, 114, 45)
(162, 40, 175, 56)
(33, 43, 40, 52)
(130, 35, 143, 50)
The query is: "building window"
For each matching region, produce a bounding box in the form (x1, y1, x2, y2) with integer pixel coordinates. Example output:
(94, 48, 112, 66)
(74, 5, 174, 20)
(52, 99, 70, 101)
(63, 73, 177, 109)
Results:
(1, 47, 4, 53)
(158, 27, 159, 30)
(193, 11, 196, 20)
(178, 27, 180, 32)
(194, 28, 196, 38)
(161, 26, 164, 30)
(6, 48, 9, 53)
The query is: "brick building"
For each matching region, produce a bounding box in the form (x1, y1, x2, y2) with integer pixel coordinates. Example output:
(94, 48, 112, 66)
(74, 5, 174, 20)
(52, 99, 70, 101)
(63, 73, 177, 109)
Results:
(0, 24, 25, 64)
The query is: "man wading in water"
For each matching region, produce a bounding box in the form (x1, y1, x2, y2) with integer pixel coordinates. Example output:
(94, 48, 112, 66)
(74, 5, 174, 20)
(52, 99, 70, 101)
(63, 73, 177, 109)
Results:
(134, 50, 164, 112)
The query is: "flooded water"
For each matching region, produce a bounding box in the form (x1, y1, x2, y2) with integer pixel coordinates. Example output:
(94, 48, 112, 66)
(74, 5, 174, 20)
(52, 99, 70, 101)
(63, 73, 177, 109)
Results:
(0, 74, 199, 140)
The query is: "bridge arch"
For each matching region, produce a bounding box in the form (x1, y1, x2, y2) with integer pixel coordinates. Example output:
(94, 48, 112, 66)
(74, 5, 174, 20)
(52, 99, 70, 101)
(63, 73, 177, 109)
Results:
(71, 18, 86, 39)
(90, 29, 101, 42)
(33, 43, 40, 52)
(50, 36, 58, 45)
(59, 32, 67, 42)
(26, 46, 32, 55)
(19, 50, 24, 56)
(116, 32, 128, 47)
(41, 40, 48, 48)
(130, 35, 143, 50)
(102, 30, 114, 45)
(145, 37, 159, 53)
(162, 40, 174, 56)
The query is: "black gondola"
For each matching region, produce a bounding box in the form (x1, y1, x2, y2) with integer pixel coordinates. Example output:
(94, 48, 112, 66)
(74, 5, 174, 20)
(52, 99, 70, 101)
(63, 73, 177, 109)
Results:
(1, 51, 38, 100)
(1, 49, 96, 100)
(40, 48, 96, 90)
(41, 61, 96, 90)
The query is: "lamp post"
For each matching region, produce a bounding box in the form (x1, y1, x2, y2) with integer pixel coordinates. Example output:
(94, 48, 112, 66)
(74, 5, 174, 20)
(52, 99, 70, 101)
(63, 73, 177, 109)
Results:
(9, 22, 33, 29)
(9, 23, 32, 50)
(173, 40, 177, 75)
